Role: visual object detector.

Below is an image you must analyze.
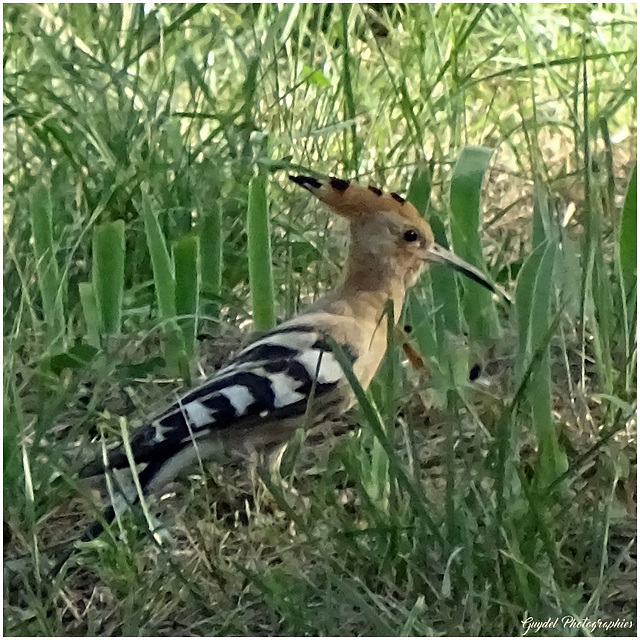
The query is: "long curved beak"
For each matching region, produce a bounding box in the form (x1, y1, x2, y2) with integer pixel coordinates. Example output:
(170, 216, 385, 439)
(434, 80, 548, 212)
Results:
(425, 243, 511, 304)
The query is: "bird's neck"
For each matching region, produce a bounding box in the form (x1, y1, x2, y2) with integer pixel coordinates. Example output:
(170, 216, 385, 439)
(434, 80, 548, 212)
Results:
(336, 245, 407, 324)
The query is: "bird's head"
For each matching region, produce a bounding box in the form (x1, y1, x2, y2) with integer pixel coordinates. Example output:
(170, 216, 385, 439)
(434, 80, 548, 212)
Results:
(289, 174, 501, 296)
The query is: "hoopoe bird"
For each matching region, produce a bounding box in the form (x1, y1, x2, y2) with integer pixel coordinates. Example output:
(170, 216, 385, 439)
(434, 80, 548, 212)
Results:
(75, 174, 500, 550)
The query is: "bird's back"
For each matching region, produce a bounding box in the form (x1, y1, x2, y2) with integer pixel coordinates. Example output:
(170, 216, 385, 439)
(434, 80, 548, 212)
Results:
(79, 295, 384, 496)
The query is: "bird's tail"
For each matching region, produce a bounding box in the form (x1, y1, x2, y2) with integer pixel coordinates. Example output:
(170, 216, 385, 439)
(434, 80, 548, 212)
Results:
(51, 455, 176, 576)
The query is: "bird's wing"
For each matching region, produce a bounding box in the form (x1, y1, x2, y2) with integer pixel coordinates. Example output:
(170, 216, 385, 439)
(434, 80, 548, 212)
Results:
(80, 322, 357, 479)
(70, 322, 359, 552)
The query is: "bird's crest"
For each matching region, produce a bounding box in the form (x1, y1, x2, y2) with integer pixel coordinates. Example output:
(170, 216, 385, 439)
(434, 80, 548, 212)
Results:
(289, 174, 423, 224)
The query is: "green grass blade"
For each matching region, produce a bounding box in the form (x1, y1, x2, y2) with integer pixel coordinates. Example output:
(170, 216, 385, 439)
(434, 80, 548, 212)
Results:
(449, 146, 500, 341)
(140, 193, 176, 320)
(29, 183, 65, 349)
(429, 215, 463, 338)
(516, 241, 546, 369)
(619, 163, 637, 298)
(406, 291, 438, 366)
(174, 235, 200, 357)
(78, 282, 101, 348)
(340, 4, 359, 171)
(407, 168, 432, 216)
(327, 336, 445, 546)
(616, 163, 637, 389)
(247, 175, 276, 331)
(140, 191, 188, 378)
(200, 204, 223, 296)
(516, 239, 567, 484)
(92, 220, 125, 336)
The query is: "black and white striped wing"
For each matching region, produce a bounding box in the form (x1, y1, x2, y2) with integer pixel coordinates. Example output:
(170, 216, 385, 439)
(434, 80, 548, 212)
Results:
(81, 325, 356, 477)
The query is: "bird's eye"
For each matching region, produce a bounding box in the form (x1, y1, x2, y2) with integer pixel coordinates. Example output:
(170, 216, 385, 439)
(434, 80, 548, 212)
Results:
(403, 229, 419, 242)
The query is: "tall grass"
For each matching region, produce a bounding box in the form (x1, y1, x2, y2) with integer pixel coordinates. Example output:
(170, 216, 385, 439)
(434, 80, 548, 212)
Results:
(92, 220, 125, 338)
(247, 174, 276, 331)
(3, 3, 636, 636)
